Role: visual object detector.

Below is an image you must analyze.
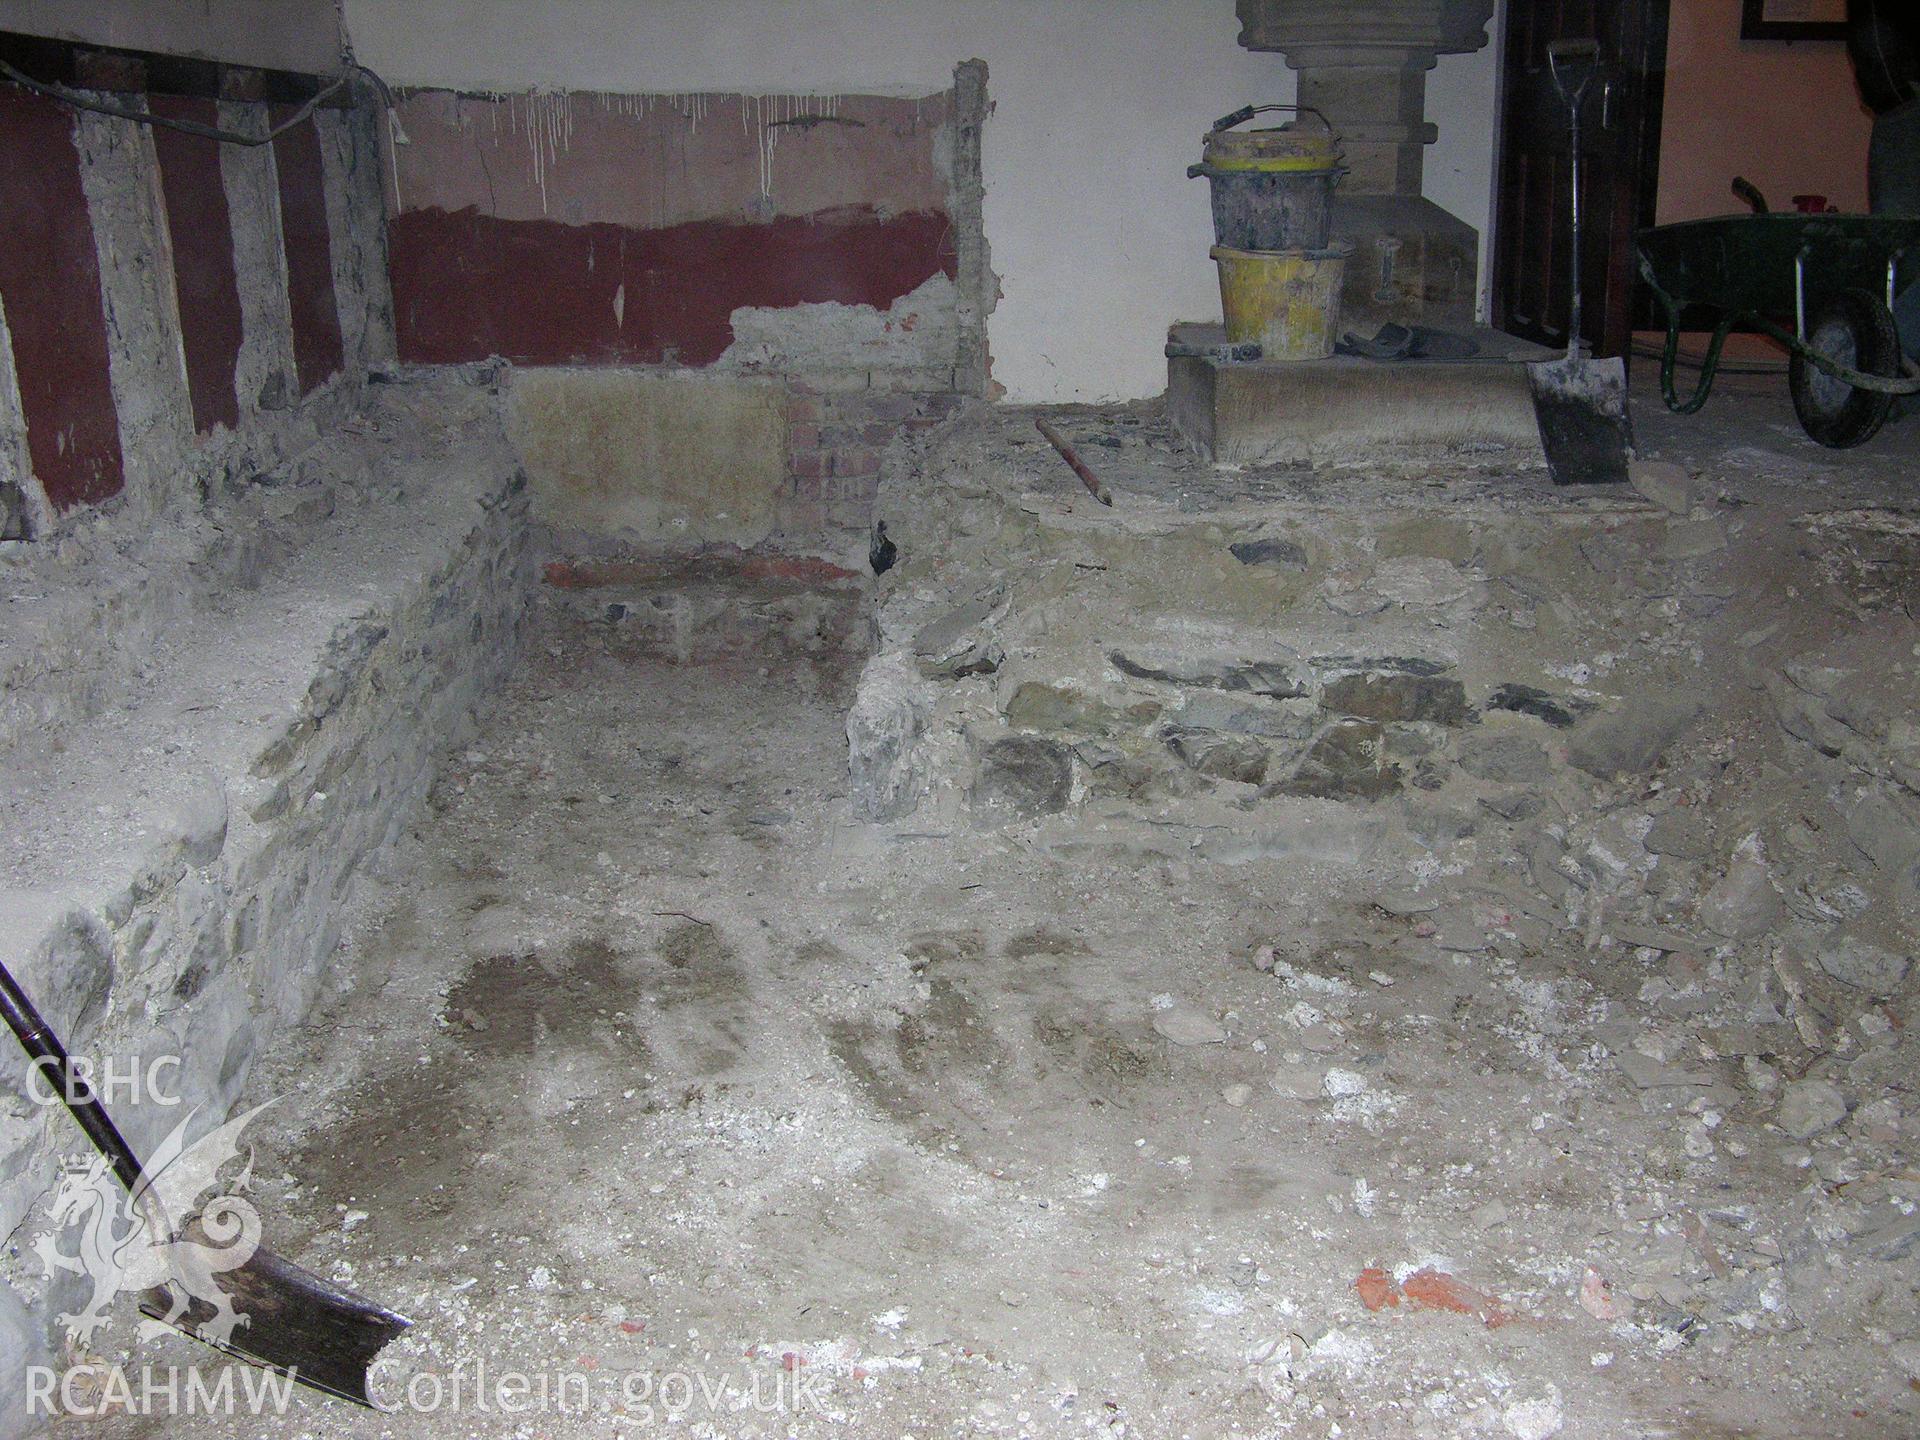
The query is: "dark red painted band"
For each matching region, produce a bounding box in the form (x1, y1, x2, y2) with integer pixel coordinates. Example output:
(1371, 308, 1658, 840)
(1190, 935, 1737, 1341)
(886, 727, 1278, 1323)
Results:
(0, 91, 125, 512)
(152, 95, 244, 434)
(388, 205, 956, 367)
(271, 105, 344, 394)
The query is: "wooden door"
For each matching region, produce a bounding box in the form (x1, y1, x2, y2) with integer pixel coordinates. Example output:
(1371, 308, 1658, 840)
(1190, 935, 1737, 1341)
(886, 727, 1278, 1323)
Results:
(1493, 0, 1670, 359)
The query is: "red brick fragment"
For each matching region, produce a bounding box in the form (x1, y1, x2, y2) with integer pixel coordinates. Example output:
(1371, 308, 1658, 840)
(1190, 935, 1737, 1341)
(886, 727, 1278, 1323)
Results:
(1401, 1267, 1509, 1327)
(736, 553, 859, 583)
(1355, 1266, 1400, 1311)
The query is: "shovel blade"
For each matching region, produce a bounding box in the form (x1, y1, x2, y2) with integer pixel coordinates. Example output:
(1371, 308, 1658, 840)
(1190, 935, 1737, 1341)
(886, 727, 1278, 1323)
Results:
(139, 1245, 410, 1407)
(1529, 354, 1633, 485)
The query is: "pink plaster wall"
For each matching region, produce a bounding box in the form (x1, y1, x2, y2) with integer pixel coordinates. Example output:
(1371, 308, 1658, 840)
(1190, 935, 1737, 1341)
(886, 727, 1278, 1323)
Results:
(1657, 0, 1874, 223)
(387, 89, 952, 227)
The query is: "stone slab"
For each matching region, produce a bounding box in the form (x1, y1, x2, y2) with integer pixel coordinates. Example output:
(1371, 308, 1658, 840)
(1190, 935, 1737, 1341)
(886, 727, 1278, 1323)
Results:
(508, 367, 787, 549)
(1167, 325, 1550, 468)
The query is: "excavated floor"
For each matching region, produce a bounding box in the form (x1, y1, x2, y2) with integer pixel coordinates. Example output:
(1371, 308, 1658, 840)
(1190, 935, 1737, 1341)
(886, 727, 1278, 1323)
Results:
(58, 371, 1920, 1440)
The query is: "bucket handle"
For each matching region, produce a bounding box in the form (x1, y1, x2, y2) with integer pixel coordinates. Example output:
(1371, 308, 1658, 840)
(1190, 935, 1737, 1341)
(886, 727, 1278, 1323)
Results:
(1210, 103, 1333, 135)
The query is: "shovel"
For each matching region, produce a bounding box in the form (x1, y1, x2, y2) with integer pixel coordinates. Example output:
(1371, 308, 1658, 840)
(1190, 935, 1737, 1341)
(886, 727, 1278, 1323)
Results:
(2, 959, 410, 1406)
(1529, 38, 1633, 485)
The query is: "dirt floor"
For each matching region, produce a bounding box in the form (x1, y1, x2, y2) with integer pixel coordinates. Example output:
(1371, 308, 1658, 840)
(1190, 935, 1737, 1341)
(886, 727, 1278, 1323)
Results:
(63, 370, 1920, 1440)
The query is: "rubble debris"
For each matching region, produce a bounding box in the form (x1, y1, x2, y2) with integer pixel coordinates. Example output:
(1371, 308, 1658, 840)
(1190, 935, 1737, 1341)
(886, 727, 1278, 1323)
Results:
(1486, 682, 1583, 729)
(1321, 671, 1468, 726)
(1273, 721, 1400, 801)
(1230, 536, 1309, 568)
(1816, 935, 1911, 995)
(913, 595, 1005, 678)
(1567, 698, 1700, 779)
(1579, 1266, 1626, 1321)
(972, 734, 1072, 820)
(1629, 458, 1704, 515)
(1697, 832, 1783, 939)
(1776, 1077, 1849, 1139)
(1152, 1005, 1227, 1046)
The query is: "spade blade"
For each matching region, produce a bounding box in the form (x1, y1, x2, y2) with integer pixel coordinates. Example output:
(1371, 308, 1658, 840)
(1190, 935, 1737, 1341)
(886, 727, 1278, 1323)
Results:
(139, 1245, 411, 1408)
(1529, 353, 1633, 486)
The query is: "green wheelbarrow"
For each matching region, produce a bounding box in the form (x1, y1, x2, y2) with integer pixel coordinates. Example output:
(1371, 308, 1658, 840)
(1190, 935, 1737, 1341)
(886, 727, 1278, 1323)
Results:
(1637, 208, 1920, 447)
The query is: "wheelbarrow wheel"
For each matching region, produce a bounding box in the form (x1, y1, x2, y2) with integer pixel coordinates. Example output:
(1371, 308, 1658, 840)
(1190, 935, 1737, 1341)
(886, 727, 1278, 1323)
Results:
(1789, 288, 1899, 448)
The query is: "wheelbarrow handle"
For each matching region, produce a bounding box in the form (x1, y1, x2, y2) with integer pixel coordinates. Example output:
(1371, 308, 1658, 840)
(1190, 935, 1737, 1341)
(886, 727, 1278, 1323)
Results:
(1210, 103, 1333, 135)
(1732, 176, 1770, 214)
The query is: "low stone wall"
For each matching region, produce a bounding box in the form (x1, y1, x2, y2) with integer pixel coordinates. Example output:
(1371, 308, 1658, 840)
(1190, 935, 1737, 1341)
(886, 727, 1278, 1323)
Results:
(0, 377, 531, 1421)
(851, 405, 1671, 835)
(850, 407, 1919, 1022)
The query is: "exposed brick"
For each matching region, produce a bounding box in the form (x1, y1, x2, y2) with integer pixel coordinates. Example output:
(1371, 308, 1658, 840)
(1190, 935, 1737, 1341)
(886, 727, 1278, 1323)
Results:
(788, 422, 821, 451)
(870, 364, 956, 393)
(823, 473, 879, 504)
(775, 496, 825, 534)
(790, 450, 830, 480)
(832, 447, 881, 478)
(821, 422, 899, 449)
(820, 395, 882, 425)
(790, 369, 872, 394)
(824, 500, 875, 534)
(551, 545, 859, 588)
(863, 393, 923, 424)
(785, 392, 824, 424)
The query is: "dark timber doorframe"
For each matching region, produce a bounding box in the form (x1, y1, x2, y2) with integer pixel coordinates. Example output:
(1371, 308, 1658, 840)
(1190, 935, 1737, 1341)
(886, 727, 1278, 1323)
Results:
(1492, 0, 1671, 361)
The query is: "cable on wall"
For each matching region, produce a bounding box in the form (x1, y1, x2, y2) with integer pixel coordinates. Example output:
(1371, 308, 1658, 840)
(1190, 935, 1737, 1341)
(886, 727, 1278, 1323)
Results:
(0, 58, 397, 147)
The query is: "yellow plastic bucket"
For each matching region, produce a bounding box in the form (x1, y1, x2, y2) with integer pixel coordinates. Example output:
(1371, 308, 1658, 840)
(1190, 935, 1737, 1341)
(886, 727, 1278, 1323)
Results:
(1201, 125, 1341, 174)
(1211, 242, 1351, 362)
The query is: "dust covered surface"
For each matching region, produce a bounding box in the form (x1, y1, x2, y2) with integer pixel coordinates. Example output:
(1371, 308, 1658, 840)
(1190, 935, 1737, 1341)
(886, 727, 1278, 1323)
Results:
(57, 375, 1920, 1440)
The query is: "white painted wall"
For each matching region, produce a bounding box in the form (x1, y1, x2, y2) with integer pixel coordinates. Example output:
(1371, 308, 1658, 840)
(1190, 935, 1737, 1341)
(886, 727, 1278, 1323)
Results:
(345, 0, 1501, 402)
(1426, 0, 1505, 322)
(0, 0, 344, 75)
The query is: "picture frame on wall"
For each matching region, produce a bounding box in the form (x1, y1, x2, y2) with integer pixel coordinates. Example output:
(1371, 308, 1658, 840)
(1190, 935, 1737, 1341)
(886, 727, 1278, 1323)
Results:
(1740, 0, 1847, 41)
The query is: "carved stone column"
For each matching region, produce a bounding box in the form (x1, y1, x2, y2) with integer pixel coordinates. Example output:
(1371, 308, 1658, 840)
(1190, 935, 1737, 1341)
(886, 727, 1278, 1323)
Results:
(1235, 0, 1494, 332)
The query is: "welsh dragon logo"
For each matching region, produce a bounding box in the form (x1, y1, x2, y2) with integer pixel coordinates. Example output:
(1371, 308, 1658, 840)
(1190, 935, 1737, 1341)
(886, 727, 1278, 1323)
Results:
(31, 1102, 276, 1348)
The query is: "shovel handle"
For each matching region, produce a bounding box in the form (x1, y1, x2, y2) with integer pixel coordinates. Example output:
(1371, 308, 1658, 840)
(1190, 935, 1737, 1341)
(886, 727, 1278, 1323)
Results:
(1548, 38, 1606, 362)
(0, 960, 149, 1195)
(1546, 39, 1600, 107)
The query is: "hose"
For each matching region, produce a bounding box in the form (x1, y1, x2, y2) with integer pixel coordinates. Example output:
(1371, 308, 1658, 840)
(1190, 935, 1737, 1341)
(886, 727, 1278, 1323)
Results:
(1629, 338, 1788, 375)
